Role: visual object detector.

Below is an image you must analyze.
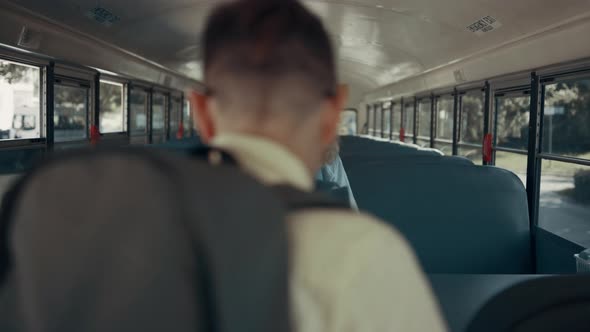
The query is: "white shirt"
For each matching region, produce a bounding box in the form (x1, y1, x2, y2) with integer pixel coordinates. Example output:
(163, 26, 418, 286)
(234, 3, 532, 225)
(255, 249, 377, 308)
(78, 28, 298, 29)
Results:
(212, 133, 447, 332)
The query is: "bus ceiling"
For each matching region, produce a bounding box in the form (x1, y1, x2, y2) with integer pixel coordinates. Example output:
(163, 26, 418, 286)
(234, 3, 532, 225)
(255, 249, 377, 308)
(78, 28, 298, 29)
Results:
(1, 0, 590, 105)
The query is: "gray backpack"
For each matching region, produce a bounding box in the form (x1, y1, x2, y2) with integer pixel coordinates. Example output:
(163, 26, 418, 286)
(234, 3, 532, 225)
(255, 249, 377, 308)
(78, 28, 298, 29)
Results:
(0, 147, 346, 332)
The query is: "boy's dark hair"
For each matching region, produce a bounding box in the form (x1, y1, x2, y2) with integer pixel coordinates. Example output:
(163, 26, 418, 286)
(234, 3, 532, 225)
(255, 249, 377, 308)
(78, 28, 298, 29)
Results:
(202, 0, 337, 98)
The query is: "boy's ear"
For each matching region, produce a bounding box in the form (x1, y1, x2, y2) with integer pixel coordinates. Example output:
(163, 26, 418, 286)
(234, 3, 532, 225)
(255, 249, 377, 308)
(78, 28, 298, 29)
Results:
(189, 91, 216, 143)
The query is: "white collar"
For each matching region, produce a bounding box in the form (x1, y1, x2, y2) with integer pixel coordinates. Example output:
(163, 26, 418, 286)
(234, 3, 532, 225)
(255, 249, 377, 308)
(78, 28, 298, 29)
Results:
(211, 133, 314, 192)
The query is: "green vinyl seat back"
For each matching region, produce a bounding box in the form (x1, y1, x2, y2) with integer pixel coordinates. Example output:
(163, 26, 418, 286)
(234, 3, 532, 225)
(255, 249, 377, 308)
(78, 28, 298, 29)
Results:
(345, 162, 532, 274)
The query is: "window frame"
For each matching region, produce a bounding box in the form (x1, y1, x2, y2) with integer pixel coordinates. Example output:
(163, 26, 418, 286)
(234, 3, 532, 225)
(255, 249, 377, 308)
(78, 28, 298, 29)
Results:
(492, 86, 531, 163)
(375, 102, 383, 138)
(416, 96, 433, 146)
(367, 104, 374, 136)
(0, 50, 48, 149)
(434, 93, 455, 146)
(52, 63, 98, 148)
(339, 108, 358, 136)
(457, 87, 486, 162)
(381, 101, 392, 139)
(168, 93, 183, 140)
(402, 99, 416, 144)
(538, 72, 590, 165)
(151, 88, 170, 144)
(390, 101, 402, 140)
(128, 83, 151, 140)
(98, 76, 129, 137)
(53, 77, 91, 145)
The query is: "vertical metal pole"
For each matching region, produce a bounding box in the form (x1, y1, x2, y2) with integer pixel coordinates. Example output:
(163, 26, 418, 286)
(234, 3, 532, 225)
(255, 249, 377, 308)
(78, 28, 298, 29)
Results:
(526, 72, 542, 273)
(46, 62, 55, 151)
(379, 102, 385, 138)
(400, 97, 405, 142)
(430, 94, 436, 148)
(399, 97, 408, 136)
(365, 104, 370, 135)
(373, 103, 377, 136)
(148, 88, 154, 144)
(483, 81, 492, 165)
(166, 93, 171, 142)
(413, 97, 418, 144)
(94, 74, 101, 130)
(452, 88, 459, 155)
(127, 82, 132, 143)
(180, 92, 185, 138)
(390, 101, 394, 140)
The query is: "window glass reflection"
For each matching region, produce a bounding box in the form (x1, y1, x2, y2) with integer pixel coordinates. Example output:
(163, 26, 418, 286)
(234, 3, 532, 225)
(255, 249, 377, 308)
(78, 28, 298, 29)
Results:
(494, 151, 527, 185)
(367, 108, 374, 136)
(391, 103, 401, 136)
(404, 102, 415, 139)
(99, 81, 125, 133)
(375, 105, 382, 137)
(461, 91, 485, 144)
(54, 84, 88, 142)
(152, 93, 166, 144)
(383, 107, 391, 138)
(339, 110, 357, 136)
(543, 80, 590, 160)
(418, 100, 432, 138)
(495, 94, 530, 150)
(0, 59, 41, 140)
(129, 89, 148, 135)
(434, 141, 453, 155)
(169, 99, 182, 140)
(458, 146, 483, 165)
(183, 100, 193, 137)
(416, 138, 430, 148)
(539, 161, 590, 247)
(436, 97, 454, 140)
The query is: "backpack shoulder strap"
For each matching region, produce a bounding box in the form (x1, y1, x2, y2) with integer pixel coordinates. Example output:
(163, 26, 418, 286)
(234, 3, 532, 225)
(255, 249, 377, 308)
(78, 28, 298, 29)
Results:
(187, 146, 352, 212)
(187, 145, 238, 166)
(271, 185, 351, 211)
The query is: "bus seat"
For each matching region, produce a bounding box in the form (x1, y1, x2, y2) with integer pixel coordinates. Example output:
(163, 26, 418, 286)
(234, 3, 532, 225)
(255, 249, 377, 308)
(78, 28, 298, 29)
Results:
(429, 274, 546, 332)
(0, 147, 45, 175)
(340, 136, 443, 157)
(466, 275, 590, 332)
(346, 163, 532, 274)
(341, 155, 474, 170)
(153, 136, 203, 150)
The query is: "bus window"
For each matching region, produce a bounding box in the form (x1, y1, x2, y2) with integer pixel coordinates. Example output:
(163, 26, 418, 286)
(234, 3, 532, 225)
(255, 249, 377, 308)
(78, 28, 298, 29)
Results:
(543, 79, 590, 158)
(375, 104, 382, 137)
(382, 102, 391, 139)
(169, 98, 182, 140)
(539, 161, 590, 247)
(367, 105, 374, 136)
(538, 78, 590, 247)
(403, 102, 415, 142)
(129, 89, 148, 136)
(459, 90, 485, 164)
(339, 109, 357, 136)
(99, 81, 126, 133)
(494, 92, 530, 184)
(417, 99, 432, 147)
(0, 59, 41, 140)
(54, 84, 89, 142)
(183, 99, 193, 137)
(391, 102, 401, 140)
(152, 93, 167, 144)
(434, 96, 454, 154)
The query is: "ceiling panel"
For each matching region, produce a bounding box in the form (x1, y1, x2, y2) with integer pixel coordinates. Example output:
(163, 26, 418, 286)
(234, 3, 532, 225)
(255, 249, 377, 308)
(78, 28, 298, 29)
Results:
(7, 0, 590, 105)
